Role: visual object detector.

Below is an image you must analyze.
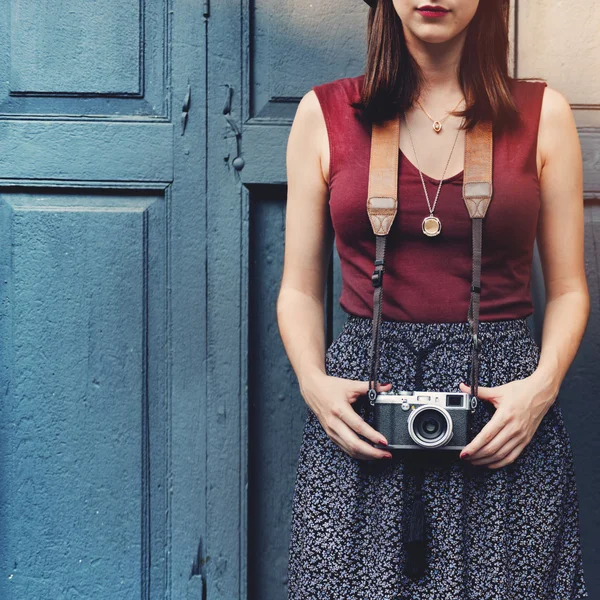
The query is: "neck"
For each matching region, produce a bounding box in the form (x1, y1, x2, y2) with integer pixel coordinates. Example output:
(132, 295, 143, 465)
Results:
(404, 27, 467, 100)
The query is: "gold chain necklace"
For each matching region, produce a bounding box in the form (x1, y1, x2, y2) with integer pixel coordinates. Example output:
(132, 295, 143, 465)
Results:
(416, 96, 464, 133)
(402, 110, 464, 237)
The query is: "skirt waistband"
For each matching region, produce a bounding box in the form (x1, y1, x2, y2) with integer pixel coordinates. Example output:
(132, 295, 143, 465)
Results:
(327, 314, 540, 391)
(339, 314, 535, 345)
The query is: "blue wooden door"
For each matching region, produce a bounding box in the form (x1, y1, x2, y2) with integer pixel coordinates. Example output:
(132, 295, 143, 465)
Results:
(0, 2, 208, 598)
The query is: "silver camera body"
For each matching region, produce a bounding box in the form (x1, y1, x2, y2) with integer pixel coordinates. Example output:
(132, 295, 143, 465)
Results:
(373, 390, 477, 451)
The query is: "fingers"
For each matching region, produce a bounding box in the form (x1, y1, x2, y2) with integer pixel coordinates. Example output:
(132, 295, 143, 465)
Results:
(460, 410, 507, 459)
(459, 382, 499, 402)
(339, 403, 389, 446)
(467, 426, 525, 465)
(469, 437, 521, 467)
(335, 423, 393, 460)
(485, 441, 527, 469)
(316, 377, 395, 460)
(327, 417, 392, 461)
(349, 379, 393, 399)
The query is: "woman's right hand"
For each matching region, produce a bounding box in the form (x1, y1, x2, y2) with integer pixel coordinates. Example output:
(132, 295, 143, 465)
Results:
(299, 369, 394, 460)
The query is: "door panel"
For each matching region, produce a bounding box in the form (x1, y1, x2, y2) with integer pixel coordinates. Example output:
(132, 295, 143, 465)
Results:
(0, 191, 168, 599)
(0, 0, 166, 116)
(0, 1, 207, 598)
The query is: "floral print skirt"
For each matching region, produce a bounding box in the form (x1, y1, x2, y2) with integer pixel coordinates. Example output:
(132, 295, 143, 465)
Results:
(287, 315, 588, 599)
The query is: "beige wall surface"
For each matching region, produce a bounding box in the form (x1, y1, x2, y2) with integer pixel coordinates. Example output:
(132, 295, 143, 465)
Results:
(514, 0, 600, 128)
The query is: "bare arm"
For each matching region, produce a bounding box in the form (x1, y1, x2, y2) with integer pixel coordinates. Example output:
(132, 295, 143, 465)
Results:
(532, 85, 590, 396)
(276, 90, 392, 461)
(276, 89, 333, 390)
(460, 85, 590, 468)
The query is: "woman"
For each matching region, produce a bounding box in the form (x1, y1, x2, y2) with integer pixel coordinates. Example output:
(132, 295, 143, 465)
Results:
(277, 0, 589, 598)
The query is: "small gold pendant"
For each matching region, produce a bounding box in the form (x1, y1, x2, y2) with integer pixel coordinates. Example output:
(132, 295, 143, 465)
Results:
(432, 120, 442, 133)
(422, 215, 442, 237)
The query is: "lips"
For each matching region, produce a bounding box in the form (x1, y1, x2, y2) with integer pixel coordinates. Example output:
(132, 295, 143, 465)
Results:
(417, 5, 449, 11)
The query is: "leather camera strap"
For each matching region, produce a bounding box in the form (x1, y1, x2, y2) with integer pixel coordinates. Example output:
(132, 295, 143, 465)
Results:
(366, 113, 493, 406)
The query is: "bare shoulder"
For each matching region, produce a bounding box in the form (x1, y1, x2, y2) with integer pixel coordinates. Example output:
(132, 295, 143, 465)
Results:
(295, 88, 324, 121)
(537, 84, 579, 174)
(294, 89, 328, 139)
(289, 89, 330, 185)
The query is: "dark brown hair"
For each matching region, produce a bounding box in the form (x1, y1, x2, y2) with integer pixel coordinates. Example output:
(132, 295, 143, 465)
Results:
(352, 0, 545, 134)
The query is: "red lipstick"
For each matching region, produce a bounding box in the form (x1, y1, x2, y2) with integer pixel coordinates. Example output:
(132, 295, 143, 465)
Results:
(417, 4, 450, 18)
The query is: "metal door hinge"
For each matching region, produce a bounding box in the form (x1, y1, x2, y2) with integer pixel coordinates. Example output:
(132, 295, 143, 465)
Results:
(181, 83, 191, 135)
(187, 539, 207, 599)
(223, 85, 244, 172)
(203, 0, 209, 18)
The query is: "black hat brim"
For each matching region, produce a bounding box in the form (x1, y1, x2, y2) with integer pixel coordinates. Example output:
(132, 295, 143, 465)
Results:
(364, 0, 377, 5)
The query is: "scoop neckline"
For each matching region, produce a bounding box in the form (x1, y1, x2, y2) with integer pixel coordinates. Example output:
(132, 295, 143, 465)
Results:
(399, 148, 464, 185)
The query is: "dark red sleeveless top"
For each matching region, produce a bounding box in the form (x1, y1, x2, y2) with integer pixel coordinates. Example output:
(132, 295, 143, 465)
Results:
(312, 74, 547, 323)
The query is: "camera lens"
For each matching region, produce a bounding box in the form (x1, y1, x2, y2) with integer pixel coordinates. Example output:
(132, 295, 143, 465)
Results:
(422, 416, 441, 435)
(415, 410, 445, 439)
(407, 405, 453, 448)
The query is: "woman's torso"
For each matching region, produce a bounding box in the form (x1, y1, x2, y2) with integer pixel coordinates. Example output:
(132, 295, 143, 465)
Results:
(312, 74, 547, 323)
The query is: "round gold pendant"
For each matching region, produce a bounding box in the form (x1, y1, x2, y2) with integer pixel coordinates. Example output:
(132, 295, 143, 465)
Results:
(432, 120, 442, 133)
(422, 215, 442, 237)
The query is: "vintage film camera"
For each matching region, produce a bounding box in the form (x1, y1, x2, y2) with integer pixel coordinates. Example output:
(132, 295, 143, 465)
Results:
(372, 390, 478, 450)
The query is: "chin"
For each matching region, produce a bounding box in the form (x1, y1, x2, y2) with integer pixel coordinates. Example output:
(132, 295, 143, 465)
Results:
(408, 27, 460, 44)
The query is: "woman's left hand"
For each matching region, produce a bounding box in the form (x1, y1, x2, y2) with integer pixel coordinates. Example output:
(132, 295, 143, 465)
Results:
(458, 374, 558, 469)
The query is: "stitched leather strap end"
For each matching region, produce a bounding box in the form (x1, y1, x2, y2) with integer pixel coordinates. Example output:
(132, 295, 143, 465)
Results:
(367, 195, 397, 235)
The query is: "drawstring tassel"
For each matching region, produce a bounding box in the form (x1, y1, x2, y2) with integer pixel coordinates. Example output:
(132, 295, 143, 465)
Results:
(403, 466, 426, 579)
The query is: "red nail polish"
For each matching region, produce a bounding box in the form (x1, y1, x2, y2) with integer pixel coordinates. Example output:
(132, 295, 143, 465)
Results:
(379, 439, 388, 446)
